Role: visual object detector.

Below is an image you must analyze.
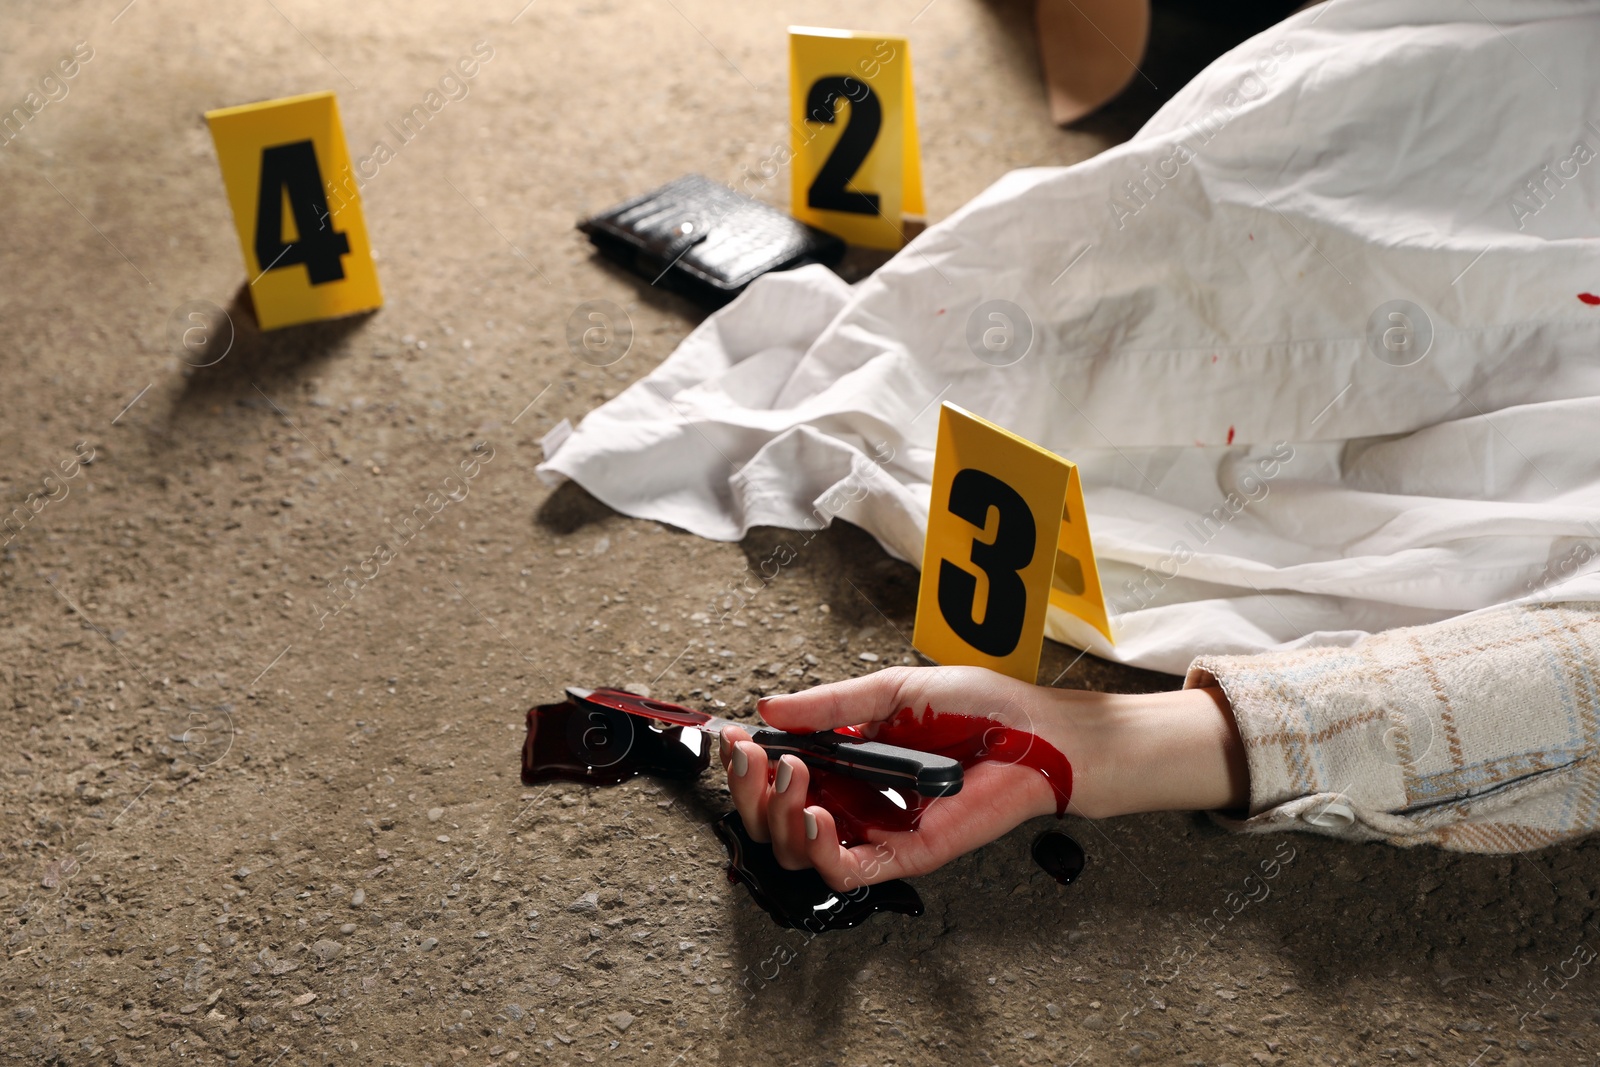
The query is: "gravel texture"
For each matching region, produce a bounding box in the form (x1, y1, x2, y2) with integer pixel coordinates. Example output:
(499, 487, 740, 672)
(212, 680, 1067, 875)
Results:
(3, 0, 1598, 1064)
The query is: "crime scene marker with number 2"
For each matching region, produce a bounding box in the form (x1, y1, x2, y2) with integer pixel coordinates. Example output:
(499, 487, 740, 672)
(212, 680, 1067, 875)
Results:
(789, 27, 924, 251)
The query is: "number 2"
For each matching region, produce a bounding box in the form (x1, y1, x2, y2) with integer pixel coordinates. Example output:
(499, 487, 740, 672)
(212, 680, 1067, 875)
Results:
(255, 139, 350, 285)
(936, 468, 1035, 658)
(804, 75, 881, 215)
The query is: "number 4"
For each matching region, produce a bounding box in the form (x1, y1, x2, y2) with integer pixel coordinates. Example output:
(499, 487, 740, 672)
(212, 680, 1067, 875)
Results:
(255, 140, 350, 285)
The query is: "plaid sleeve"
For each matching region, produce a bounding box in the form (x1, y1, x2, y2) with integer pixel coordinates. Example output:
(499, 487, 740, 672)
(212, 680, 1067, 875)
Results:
(1182, 602, 1600, 852)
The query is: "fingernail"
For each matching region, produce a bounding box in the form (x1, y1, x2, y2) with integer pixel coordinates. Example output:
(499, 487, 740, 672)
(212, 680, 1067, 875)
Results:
(804, 809, 818, 841)
(731, 744, 748, 778)
(774, 755, 794, 794)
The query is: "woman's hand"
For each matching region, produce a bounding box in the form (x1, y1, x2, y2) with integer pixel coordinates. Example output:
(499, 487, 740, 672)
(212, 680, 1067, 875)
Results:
(718, 665, 1071, 892)
(718, 665, 1245, 893)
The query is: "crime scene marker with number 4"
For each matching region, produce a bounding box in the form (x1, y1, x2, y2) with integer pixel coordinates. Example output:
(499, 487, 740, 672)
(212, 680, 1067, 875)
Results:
(205, 91, 381, 331)
(789, 27, 924, 251)
(913, 403, 1113, 683)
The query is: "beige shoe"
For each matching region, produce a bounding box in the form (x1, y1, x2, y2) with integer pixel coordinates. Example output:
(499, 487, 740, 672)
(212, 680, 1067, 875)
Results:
(1035, 0, 1151, 125)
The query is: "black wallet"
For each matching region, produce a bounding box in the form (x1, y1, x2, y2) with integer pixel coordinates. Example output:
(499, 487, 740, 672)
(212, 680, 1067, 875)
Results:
(578, 174, 846, 307)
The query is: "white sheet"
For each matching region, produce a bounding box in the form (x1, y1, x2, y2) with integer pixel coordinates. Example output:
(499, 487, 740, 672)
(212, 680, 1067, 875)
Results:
(542, 0, 1600, 674)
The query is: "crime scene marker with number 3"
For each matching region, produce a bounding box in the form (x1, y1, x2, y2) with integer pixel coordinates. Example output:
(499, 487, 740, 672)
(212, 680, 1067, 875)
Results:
(205, 91, 382, 331)
(913, 403, 1113, 683)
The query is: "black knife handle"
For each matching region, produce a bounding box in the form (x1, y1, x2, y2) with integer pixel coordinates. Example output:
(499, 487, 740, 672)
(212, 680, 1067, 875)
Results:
(749, 727, 963, 798)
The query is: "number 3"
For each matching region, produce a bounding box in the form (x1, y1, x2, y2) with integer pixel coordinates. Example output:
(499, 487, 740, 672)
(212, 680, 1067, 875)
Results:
(255, 139, 350, 285)
(936, 468, 1035, 657)
(804, 75, 881, 216)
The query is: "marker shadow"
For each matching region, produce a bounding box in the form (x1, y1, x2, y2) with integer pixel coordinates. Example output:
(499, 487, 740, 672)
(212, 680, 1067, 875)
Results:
(168, 282, 375, 417)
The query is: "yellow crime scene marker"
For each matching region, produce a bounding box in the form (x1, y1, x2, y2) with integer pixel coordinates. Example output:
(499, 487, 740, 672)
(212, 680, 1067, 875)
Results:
(205, 91, 382, 331)
(913, 403, 1113, 683)
(788, 27, 924, 251)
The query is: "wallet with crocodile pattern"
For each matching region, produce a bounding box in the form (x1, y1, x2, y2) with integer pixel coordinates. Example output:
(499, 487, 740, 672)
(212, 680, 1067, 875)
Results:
(578, 174, 846, 307)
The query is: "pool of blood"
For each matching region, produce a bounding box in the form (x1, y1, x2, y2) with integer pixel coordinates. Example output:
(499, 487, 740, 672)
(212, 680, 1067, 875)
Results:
(714, 811, 923, 931)
(521, 699, 709, 787)
(791, 705, 1076, 848)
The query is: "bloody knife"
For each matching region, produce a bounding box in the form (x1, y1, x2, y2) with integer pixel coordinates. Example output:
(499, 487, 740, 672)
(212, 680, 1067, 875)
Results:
(567, 687, 963, 798)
